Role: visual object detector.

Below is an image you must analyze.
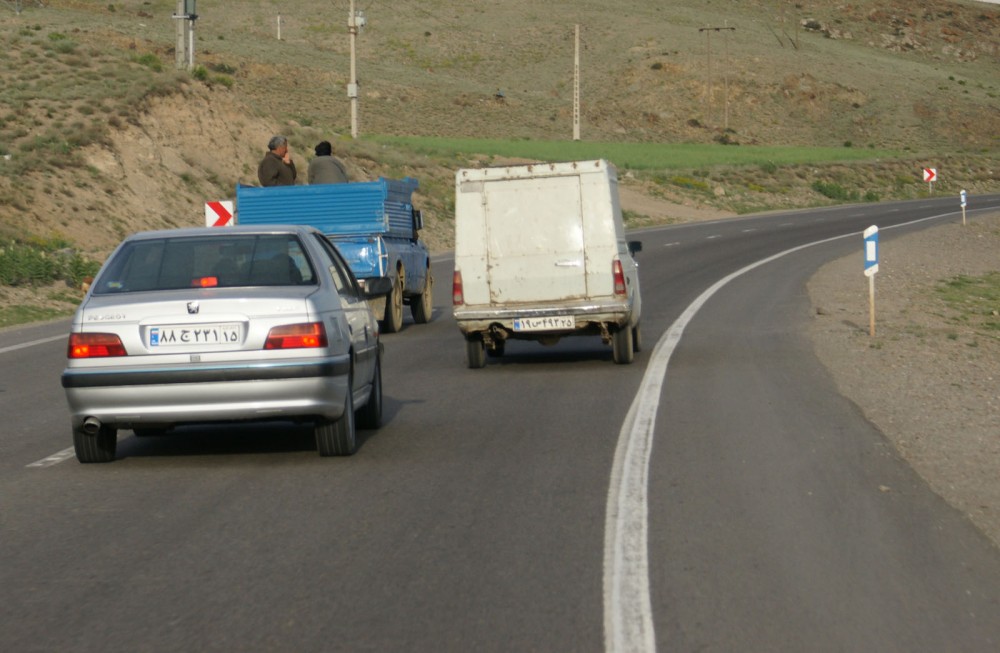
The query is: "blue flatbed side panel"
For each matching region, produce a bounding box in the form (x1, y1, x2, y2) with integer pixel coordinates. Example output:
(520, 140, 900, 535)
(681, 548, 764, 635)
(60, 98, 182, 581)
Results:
(328, 236, 383, 279)
(236, 178, 419, 238)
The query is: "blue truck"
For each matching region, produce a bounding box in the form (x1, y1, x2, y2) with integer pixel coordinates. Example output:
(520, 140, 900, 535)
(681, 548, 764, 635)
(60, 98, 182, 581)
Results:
(235, 178, 433, 332)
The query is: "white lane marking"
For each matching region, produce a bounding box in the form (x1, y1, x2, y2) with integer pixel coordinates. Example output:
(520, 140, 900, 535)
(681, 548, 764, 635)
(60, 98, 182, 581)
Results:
(0, 334, 65, 355)
(705, 234, 721, 240)
(603, 210, 954, 652)
(663, 242, 680, 247)
(26, 448, 76, 468)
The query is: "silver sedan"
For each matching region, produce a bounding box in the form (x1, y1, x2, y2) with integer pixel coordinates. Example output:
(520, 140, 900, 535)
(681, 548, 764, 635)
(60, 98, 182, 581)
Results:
(61, 225, 388, 462)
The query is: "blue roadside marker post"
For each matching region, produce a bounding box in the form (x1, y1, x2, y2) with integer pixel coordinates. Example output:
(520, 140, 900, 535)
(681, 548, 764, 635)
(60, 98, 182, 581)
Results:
(864, 225, 879, 337)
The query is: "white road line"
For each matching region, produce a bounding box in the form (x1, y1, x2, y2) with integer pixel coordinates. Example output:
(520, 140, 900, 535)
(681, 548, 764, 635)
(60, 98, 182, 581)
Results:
(0, 334, 65, 355)
(26, 447, 76, 468)
(603, 211, 952, 652)
(705, 234, 721, 240)
(663, 242, 680, 248)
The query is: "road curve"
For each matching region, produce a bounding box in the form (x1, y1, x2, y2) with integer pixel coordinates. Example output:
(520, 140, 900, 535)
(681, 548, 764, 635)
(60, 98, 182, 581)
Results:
(1, 194, 999, 652)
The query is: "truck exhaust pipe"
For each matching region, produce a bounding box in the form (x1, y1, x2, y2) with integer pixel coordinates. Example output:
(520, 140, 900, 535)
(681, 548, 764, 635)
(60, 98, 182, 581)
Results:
(82, 416, 102, 435)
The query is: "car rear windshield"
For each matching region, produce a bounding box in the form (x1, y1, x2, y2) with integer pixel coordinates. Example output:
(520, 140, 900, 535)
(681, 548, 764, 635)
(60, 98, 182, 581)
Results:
(92, 234, 317, 294)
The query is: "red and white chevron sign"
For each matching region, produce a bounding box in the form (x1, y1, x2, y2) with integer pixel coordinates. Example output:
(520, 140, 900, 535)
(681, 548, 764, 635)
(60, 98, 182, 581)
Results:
(923, 168, 937, 183)
(205, 200, 234, 227)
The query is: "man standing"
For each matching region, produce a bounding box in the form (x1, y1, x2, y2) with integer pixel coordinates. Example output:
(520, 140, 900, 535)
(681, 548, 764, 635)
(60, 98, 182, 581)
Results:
(257, 135, 297, 186)
(308, 140, 349, 185)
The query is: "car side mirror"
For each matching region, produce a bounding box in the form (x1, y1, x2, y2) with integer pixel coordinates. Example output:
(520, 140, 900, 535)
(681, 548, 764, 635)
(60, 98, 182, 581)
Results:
(360, 276, 393, 297)
(412, 209, 423, 232)
(628, 240, 643, 255)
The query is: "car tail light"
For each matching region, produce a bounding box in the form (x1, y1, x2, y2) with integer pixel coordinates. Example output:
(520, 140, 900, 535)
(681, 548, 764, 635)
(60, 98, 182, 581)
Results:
(452, 270, 464, 306)
(194, 276, 219, 288)
(68, 333, 127, 358)
(264, 323, 328, 350)
(613, 259, 627, 296)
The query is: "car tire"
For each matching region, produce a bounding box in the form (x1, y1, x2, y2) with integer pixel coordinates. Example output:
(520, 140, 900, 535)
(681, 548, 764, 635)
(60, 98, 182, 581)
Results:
(612, 326, 634, 364)
(410, 271, 433, 324)
(316, 385, 356, 456)
(632, 323, 642, 353)
(73, 423, 118, 463)
(466, 337, 486, 369)
(356, 354, 383, 430)
(381, 267, 405, 334)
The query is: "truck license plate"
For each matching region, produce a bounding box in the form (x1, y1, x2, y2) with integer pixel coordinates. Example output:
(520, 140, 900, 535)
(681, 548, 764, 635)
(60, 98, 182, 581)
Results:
(513, 316, 575, 332)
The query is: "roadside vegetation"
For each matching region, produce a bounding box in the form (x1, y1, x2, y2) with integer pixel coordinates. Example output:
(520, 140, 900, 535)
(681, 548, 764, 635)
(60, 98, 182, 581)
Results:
(935, 271, 1000, 342)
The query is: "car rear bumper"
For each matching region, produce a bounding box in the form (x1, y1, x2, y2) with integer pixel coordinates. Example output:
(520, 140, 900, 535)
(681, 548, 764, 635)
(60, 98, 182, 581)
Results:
(62, 357, 350, 428)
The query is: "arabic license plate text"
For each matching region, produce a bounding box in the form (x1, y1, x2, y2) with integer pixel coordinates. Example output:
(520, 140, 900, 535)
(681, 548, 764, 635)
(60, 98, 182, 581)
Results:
(513, 316, 575, 332)
(150, 324, 241, 347)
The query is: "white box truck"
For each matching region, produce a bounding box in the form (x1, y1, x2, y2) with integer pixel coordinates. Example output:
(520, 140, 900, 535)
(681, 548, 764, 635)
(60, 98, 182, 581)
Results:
(452, 159, 643, 367)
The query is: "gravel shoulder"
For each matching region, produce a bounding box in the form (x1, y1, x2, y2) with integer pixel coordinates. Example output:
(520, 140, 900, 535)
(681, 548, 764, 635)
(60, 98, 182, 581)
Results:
(807, 211, 1000, 548)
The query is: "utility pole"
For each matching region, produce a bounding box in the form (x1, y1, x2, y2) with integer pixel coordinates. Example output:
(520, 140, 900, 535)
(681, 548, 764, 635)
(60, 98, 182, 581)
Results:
(348, 0, 366, 139)
(172, 0, 198, 70)
(573, 24, 581, 141)
(698, 25, 736, 129)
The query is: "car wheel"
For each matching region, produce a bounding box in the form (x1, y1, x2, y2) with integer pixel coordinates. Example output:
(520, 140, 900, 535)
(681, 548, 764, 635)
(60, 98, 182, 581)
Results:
(381, 267, 405, 334)
(73, 423, 118, 463)
(316, 385, 356, 456)
(486, 340, 505, 358)
(612, 326, 634, 364)
(356, 354, 383, 430)
(632, 323, 642, 353)
(466, 337, 486, 369)
(410, 270, 433, 324)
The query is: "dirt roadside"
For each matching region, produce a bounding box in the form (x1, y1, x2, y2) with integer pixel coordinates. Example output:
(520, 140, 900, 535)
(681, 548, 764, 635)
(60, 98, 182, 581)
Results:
(807, 211, 1000, 548)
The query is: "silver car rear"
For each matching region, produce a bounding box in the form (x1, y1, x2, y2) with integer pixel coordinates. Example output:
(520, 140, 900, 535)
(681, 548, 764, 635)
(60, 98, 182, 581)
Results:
(62, 225, 384, 462)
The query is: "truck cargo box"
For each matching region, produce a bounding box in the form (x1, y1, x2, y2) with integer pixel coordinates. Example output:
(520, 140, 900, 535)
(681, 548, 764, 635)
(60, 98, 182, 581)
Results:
(452, 159, 642, 367)
(236, 178, 420, 240)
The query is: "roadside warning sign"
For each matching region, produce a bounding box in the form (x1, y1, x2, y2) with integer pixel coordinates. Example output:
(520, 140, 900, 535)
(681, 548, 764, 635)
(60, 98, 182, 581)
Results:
(922, 168, 937, 183)
(205, 200, 234, 227)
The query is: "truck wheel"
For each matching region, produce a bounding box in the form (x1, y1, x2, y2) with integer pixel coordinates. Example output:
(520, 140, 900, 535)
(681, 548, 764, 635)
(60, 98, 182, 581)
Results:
(316, 385, 356, 456)
(356, 354, 383, 430)
(612, 326, 634, 364)
(410, 271, 433, 324)
(381, 267, 405, 333)
(466, 337, 487, 369)
(73, 423, 118, 463)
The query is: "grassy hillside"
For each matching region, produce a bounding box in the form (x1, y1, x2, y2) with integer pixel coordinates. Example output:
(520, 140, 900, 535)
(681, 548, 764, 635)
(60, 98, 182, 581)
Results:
(0, 0, 997, 267)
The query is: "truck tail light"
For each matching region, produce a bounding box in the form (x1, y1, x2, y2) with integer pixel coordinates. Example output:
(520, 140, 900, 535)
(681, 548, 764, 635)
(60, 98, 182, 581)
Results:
(68, 333, 127, 358)
(265, 322, 328, 350)
(612, 259, 627, 296)
(452, 270, 464, 306)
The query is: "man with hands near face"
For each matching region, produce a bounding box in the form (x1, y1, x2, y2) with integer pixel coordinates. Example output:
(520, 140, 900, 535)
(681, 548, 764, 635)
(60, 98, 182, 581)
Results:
(257, 135, 297, 186)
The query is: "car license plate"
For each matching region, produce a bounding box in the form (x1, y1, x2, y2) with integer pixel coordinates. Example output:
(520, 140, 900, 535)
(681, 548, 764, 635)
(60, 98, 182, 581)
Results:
(149, 323, 242, 347)
(512, 316, 575, 332)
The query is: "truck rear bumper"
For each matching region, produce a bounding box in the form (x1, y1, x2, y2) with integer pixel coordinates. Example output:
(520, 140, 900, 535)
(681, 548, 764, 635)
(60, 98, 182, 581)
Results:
(454, 299, 635, 336)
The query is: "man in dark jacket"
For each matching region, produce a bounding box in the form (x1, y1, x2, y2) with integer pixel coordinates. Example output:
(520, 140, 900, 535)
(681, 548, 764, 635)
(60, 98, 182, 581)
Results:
(308, 140, 349, 184)
(257, 135, 297, 186)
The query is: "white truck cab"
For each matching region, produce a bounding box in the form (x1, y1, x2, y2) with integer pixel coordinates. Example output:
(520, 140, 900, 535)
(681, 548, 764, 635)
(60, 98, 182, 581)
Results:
(452, 159, 642, 367)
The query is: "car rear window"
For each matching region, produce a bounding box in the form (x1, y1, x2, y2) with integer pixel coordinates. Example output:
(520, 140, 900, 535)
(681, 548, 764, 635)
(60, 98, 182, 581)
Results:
(92, 234, 317, 294)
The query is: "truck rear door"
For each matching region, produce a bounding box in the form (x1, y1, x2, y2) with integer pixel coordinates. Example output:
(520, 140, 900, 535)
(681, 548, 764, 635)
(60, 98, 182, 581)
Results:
(483, 175, 588, 304)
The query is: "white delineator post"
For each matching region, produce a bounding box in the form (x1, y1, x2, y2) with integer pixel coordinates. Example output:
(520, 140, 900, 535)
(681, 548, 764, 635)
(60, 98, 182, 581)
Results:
(863, 225, 879, 337)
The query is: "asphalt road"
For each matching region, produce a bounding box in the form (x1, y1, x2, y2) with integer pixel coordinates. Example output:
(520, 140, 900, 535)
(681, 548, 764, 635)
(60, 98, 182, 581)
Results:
(2, 195, 1000, 652)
